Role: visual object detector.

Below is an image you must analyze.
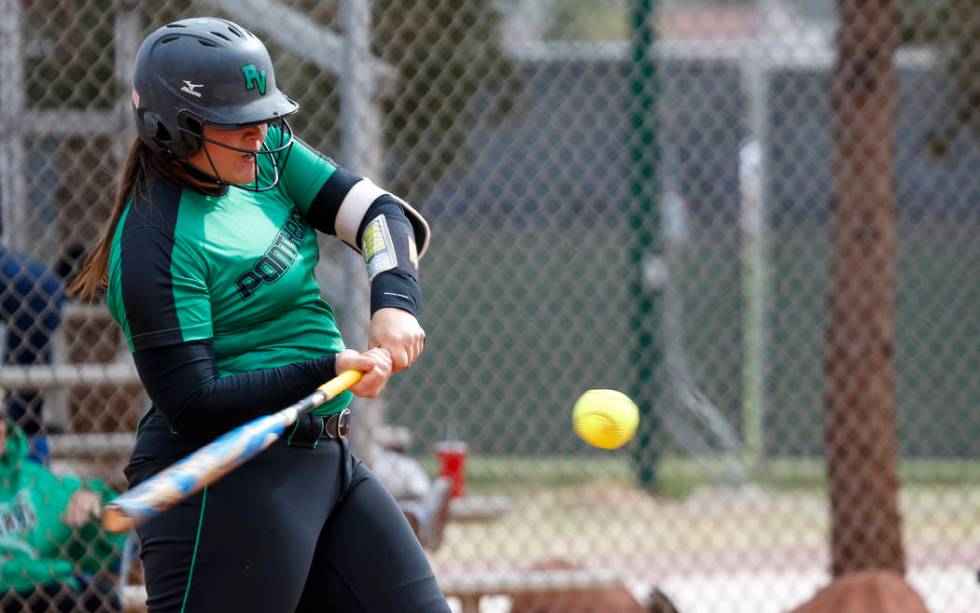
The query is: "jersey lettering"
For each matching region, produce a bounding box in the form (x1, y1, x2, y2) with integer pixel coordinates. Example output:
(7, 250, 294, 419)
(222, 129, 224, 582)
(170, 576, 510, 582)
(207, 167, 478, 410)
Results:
(0, 491, 37, 537)
(236, 209, 308, 299)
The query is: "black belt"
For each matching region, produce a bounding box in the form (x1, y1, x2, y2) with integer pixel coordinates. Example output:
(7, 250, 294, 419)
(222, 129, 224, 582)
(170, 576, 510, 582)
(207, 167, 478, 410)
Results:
(287, 408, 351, 448)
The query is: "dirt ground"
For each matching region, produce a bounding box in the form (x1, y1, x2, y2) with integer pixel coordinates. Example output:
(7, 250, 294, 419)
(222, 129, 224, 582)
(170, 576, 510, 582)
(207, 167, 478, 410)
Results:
(430, 481, 980, 612)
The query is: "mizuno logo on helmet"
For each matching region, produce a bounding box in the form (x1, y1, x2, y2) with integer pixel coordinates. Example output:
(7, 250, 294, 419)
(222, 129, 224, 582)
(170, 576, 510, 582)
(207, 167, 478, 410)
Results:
(241, 64, 267, 95)
(180, 81, 204, 97)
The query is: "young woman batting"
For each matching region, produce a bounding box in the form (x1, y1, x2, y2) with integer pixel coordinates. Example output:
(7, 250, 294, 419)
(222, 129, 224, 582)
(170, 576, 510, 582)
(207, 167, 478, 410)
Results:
(69, 17, 449, 613)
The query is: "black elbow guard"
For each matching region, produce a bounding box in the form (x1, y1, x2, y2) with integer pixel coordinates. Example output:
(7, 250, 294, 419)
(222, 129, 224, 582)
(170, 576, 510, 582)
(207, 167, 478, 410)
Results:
(358, 199, 422, 315)
(371, 270, 421, 315)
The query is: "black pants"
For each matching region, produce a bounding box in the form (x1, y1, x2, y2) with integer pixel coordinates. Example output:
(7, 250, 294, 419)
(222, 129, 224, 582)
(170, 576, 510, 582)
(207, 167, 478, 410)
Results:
(126, 413, 450, 613)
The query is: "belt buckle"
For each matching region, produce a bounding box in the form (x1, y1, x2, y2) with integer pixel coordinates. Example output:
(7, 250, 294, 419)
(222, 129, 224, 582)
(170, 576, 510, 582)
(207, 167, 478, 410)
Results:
(335, 408, 351, 438)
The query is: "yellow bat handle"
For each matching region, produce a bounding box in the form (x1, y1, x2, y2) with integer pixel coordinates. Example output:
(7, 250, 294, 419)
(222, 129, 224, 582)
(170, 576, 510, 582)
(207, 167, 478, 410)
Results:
(318, 369, 363, 401)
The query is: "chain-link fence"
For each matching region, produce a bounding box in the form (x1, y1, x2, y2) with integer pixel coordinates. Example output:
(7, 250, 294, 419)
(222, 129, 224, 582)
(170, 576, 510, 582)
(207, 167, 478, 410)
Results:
(1, 0, 978, 611)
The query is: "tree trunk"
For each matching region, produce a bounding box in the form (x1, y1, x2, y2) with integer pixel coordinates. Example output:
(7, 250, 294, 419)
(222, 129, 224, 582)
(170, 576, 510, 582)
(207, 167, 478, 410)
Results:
(825, 0, 905, 576)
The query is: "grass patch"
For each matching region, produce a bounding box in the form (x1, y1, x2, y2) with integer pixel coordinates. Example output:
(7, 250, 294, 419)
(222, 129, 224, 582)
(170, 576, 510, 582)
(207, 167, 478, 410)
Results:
(417, 454, 980, 497)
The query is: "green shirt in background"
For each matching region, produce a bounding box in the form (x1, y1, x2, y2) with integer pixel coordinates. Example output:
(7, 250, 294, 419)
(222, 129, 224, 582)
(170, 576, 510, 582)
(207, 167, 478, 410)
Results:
(0, 424, 125, 593)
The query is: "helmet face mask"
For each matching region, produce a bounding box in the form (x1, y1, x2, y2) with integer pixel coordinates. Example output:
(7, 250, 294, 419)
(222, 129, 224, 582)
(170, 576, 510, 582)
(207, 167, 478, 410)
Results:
(179, 115, 295, 192)
(132, 17, 299, 191)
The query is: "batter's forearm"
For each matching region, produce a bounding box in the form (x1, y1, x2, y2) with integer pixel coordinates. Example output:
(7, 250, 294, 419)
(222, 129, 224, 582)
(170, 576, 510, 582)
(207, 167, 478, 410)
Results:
(133, 340, 337, 438)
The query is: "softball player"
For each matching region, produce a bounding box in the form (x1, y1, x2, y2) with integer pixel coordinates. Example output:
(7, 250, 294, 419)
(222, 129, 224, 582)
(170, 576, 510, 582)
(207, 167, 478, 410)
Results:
(68, 17, 449, 613)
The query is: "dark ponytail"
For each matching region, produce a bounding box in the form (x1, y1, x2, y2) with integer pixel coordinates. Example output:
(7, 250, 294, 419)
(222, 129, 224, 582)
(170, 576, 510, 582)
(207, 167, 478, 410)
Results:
(67, 137, 154, 302)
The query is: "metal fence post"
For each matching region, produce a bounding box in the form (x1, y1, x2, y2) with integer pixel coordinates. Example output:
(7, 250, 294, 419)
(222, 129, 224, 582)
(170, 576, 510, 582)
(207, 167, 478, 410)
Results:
(0, 0, 25, 251)
(340, 0, 384, 465)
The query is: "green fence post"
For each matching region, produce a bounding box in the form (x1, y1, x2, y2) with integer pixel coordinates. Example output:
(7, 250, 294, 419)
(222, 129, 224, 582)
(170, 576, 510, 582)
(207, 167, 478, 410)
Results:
(629, 0, 662, 491)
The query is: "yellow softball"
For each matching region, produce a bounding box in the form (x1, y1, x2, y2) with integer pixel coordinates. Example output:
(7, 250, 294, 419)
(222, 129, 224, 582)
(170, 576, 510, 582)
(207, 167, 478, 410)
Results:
(572, 389, 640, 450)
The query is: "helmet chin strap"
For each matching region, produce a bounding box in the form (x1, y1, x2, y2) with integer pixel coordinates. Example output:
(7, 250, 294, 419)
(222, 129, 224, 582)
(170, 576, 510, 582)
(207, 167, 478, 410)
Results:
(183, 137, 255, 189)
(175, 159, 231, 194)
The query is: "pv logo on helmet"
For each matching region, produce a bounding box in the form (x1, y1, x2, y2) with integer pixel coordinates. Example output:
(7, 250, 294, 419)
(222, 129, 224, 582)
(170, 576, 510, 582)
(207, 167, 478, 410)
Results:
(242, 64, 267, 95)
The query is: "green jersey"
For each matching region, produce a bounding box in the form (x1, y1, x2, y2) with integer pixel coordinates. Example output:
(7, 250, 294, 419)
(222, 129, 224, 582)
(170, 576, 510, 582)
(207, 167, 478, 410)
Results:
(107, 128, 365, 415)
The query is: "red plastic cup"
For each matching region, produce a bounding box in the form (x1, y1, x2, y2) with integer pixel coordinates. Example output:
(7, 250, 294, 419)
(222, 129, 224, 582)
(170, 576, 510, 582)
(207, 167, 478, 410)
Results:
(434, 440, 468, 498)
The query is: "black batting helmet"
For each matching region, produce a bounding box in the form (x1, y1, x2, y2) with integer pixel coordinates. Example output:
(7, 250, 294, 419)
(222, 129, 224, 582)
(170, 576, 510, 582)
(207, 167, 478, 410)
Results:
(132, 17, 298, 189)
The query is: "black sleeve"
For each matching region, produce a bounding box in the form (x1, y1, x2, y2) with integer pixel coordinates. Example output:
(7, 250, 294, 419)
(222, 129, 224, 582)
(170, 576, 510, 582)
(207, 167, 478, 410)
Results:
(133, 340, 337, 439)
(356, 198, 422, 316)
(305, 166, 361, 236)
(118, 181, 215, 351)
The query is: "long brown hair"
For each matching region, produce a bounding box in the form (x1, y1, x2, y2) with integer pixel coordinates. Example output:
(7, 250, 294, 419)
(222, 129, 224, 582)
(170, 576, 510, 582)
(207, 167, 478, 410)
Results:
(68, 137, 156, 302)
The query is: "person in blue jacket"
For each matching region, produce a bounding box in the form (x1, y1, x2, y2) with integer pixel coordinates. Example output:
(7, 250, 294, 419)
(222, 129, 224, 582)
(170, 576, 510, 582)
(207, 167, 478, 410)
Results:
(0, 246, 65, 464)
